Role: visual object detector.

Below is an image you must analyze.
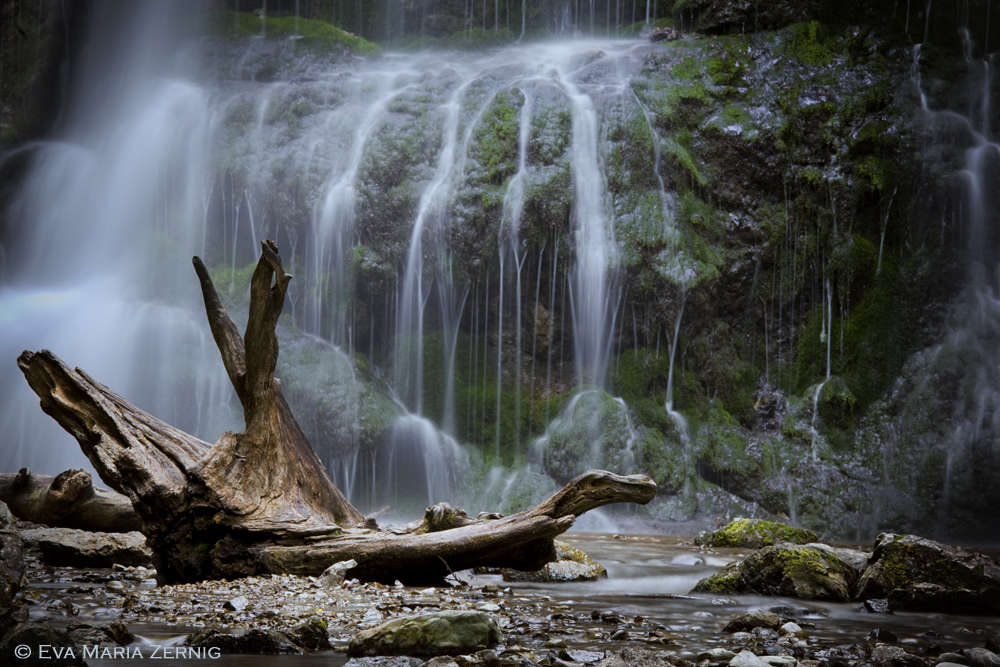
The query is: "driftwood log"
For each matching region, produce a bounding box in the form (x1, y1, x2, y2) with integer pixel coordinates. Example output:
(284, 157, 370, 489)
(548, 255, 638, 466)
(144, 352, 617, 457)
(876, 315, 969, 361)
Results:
(0, 468, 141, 533)
(17, 240, 656, 584)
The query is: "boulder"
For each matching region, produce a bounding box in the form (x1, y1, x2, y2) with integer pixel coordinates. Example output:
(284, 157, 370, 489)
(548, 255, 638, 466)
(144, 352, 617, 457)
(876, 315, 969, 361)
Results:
(0, 622, 85, 665)
(596, 647, 685, 667)
(288, 616, 332, 651)
(185, 627, 302, 654)
(1, 531, 27, 609)
(19, 527, 152, 568)
(348, 611, 502, 658)
(695, 518, 817, 548)
(503, 541, 607, 583)
(961, 649, 1000, 667)
(694, 543, 862, 601)
(722, 610, 781, 633)
(66, 620, 134, 648)
(853, 534, 1000, 614)
(318, 558, 358, 587)
(674, 0, 821, 34)
(0, 501, 15, 530)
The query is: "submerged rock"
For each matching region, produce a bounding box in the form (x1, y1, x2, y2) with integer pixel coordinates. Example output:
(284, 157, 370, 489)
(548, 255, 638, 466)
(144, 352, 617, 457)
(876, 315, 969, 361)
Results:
(0, 622, 85, 665)
(722, 609, 781, 633)
(503, 541, 607, 583)
(693, 543, 863, 601)
(695, 518, 818, 548)
(853, 533, 1000, 614)
(19, 527, 152, 568)
(65, 620, 134, 648)
(348, 610, 502, 658)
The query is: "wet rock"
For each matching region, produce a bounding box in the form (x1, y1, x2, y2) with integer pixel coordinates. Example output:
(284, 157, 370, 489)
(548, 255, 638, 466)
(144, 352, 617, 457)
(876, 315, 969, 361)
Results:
(610, 629, 629, 641)
(761, 657, 796, 667)
(853, 534, 1000, 614)
(862, 599, 893, 614)
(731, 651, 771, 667)
(695, 543, 860, 601)
(0, 530, 27, 609)
(675, 0, 821, 33)
(185, 627, 302, 654)
(457, 649, 502, 667)
(0, 622, 85, 665)
(343, 658, 425, 667)
(987, 636, 1000, 655)
(223, 595, 249, 611)
(936, 654, 969, 665)
(870, 645, 925, 667)
(0, 501, 15, 530)
(563, 650, 604, 664)
(722, 609, 781, 633)
(595, 647, 683, 667)
(425, 657, 461, 667)
(780, 622, 805, 638)
(348, 610, 502, 658)
(318, 558, 358, 587)
(699, 649, 738, 662)
(0, 601, 28, 637)
(288, 616, 332, 651)
(695, 518, 817, 548)
(961, 649, 1000, 667)
(869, 628, 898, 643)
(66, 620, 134, 648)
(19, 527, 152, 568)
(503, 541, 607, 583)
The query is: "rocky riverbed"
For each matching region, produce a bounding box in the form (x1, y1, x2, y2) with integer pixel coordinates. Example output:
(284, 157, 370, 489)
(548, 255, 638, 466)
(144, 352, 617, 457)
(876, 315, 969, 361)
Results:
(3, 521, 999, 667)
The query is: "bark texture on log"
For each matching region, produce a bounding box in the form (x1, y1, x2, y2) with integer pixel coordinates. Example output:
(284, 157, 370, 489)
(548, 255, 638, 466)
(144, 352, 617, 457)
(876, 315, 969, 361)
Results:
(17, 240, 656, 584)
(0, 469, 141, 533)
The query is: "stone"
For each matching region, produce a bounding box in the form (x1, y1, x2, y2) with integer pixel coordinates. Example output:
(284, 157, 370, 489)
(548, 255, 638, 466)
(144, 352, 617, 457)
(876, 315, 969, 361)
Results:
(780, 622, 805, 638)
(695, 518, 818, 549)
(697, 544, 860, 602)
(348, 611, 502, 658)
(675, 0, 821, 33)
(223, 595, 249, 612)
(869, 629, 898, 643)
(19, 527, 152, 568)
(761, 657, 797, 667)
(986, 636, 1000, 655)
(0, 622, 85, 665)
(862, 599, 893, 614)
(0, 501, 15, 530)
(853, 534, 1000, 614)
(343, 658, 425, 667)
(318, 558, 357, 587)
(503, 540, 607, 582)
(731, 651, 772, 667)
(424, 657, 460, 667)
(962, 649, 1000, 667)
(564, 649, 605, 663)
(870, 645, 924, 667)
(699, 649, 738, 662)
(185, 627, 302, 654)
(936, 654, 968, 665)
(595, 647, 683, 667)
(722, 609, 781, 633)
(288, 616, 332, 651)
(65, 620, 134, 648)
(0, 531, 27, 609)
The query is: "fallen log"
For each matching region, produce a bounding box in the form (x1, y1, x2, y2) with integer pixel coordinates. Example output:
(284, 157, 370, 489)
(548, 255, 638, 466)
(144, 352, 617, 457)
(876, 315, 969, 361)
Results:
(17, 240, 656, 584)
(0, 468, 141, 533)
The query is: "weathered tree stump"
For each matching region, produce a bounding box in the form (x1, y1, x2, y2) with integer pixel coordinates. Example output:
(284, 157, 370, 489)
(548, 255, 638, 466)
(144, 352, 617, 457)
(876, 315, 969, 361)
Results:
(0, 468, 141, 533)
(17, 240, 656, 583)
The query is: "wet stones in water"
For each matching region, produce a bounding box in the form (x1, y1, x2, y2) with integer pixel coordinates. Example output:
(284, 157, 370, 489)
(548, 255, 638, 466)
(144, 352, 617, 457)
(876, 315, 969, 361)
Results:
(0, 621, 85, 665)
(854, 533, 1000, 614)
(869, 645, 925, 667)
(987, 636, 1000, 655)
(0, 530, 27, 609)
(223, 595, 249, 612)
(730, 651, 771, 667)
(19, 527, 152, 568)
(348, 611, 502, 658)
(722, 610, 781, 633)
(699, 648, 738, 664)
(288, 616, 332, 651)
(868, 628, 898, 643)
(319, 558, 357, 587)
(961, 649, 1000, 667)
(695, 518, 818, 549)
(66, 620, 134, 648)
(185, 627, 303, 654)
(862, 599, 893, 614)
(595, 647, 686, 667)
(936, 652, 970, 665)
(343, 658, 425, 667)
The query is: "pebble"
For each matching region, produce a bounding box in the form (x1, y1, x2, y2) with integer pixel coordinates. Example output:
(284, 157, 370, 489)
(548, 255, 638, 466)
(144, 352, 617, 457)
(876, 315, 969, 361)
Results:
(731, 650, 772, 667)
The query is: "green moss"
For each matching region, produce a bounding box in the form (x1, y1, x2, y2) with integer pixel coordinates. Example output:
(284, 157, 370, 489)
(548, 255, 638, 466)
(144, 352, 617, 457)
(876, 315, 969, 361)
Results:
(696, 518, 818, 548)
(782, 21, 834, 67)
(209, 11, 381, 57)
(692, 561, 742, 594)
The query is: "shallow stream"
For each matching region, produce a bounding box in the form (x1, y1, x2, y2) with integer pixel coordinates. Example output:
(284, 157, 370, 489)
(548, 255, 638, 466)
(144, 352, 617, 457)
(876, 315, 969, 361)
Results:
(19, 532, 1000, 666)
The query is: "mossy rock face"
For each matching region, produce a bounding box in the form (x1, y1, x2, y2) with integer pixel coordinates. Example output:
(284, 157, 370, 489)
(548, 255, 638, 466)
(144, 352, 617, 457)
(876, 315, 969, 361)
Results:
(502, 540, 607, 583)
(540, 390, 638, 484)
(693, 543, 861, 601)
(675, 0, 821, 34)
(853, 533, 1000, 615)
(695, 518, 817, 548)
(347, 611, 502, 658)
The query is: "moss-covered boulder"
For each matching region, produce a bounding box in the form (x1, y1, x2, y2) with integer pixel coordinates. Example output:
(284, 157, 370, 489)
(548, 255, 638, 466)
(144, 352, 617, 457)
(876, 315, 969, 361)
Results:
(695, 518, 818, 548)
(853, 533, 1000, 615)
(502, 540, 607, 583)
(693, 543, 864, 601)
(348, 611, 502, 658)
